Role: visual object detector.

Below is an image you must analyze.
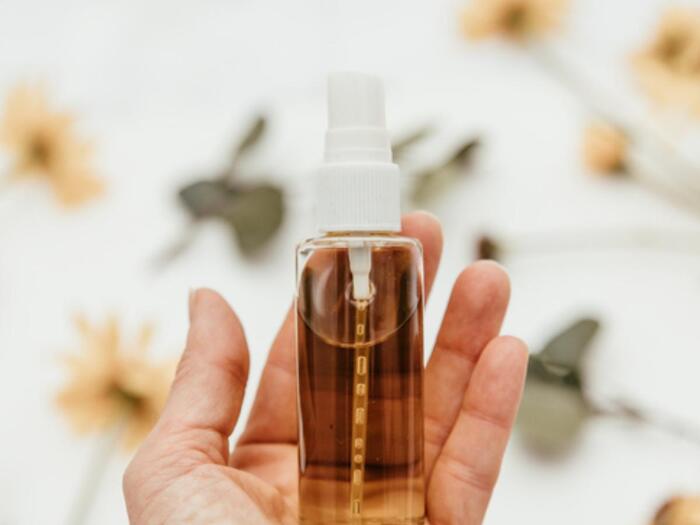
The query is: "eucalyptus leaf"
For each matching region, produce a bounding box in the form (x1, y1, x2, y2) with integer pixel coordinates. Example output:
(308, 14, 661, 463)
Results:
(516, 316, 600, 455)
(231, 115, 267, 167)
(539, 318, 600, 374)
(411, 167, 449, 205)
(517, 378, 589, 455)
(528, 353, 581, 389)
(178, 180, 234, 219)
(392, 125, 434, 162)
(410, 138, 480, 205)
(221, 183, 284, 254)
(444, 138, 480, 169)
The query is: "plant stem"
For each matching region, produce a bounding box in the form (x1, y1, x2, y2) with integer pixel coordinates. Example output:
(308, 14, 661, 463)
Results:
(527, 40, 700, 216)
(64, 420, 125, 525)
(151, 222, 201, 271)
(593, 398, 700, 448)
(490, 228, 700, 260)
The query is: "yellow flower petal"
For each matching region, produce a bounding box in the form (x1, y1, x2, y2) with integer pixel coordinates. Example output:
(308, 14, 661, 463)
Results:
(461, 0, 568, 41)
(0, 83, 103, 207)
(653, 496, 700, 524)
(632, 8, 700, 118)
(56, 316, 175, 451)
(582, 122, 628, 174)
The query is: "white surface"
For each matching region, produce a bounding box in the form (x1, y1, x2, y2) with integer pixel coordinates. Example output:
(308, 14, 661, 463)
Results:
(0, 0, 699, 524)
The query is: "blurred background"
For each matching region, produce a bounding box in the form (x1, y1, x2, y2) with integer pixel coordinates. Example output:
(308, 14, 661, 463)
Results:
(1, 0, 700, 523)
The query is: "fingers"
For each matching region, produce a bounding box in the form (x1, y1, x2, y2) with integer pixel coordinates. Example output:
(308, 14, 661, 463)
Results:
(154, 288, 250, 461)
(237, 307, 297, 445)
(427, 336, 528, 525)
(238, 212, 443, 446)
(423, 261, 511, 475)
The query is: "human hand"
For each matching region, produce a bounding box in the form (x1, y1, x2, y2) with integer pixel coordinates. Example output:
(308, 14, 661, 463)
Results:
(123, 212, 529, 525)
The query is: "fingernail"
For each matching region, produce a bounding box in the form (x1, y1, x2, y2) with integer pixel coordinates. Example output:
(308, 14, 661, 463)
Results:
(188, 288, 198, 322)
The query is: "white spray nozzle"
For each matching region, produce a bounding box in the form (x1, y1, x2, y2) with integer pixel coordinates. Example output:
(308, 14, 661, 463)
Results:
(324, 72, 392, 163)
(328, 73, 385, 129)
(315, 72, 401, 233)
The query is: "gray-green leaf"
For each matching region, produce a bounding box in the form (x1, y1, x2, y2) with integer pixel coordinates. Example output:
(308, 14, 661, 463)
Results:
(515, 317, 600, 455)
(178, 180, 233, 219)
(221, 183, 284, 254)
(232, 115, 267, 167)
(392, 125, 434, 162)
(517, 377, 589, 455)
(444, 138, 480, 170)
(539, 318, 600, 375)
(410, 138, 480, 205)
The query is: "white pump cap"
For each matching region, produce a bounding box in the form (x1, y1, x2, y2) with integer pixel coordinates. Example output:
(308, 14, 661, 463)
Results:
(315, 72, 401, 233)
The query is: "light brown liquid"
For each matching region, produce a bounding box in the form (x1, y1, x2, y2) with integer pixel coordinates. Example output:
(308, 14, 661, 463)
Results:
(296, 240, 424, 524)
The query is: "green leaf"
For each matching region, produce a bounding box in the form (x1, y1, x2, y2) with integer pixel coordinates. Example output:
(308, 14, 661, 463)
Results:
(539, 318, 600, 375)
(515, 317, 600, 455)
(178, 180, 233, 219)
(443, 138, 480, 170)
(410, 138, 480, 205)
(517, 377, 589, 456)
(232, 115, 267, 166)
(528, 353, 581, 389)
(392, 125, 434, 162)
(221, 183, 284, 254)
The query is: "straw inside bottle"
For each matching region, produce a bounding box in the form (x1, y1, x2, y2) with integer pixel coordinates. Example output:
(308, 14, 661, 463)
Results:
(348, 244, 372, 519)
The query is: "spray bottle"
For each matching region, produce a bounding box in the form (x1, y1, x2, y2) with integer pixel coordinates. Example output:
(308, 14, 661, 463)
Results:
(296, 72, 425, 524)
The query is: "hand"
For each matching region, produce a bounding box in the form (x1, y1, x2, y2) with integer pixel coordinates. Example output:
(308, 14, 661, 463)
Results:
(123, 212, 529, 525)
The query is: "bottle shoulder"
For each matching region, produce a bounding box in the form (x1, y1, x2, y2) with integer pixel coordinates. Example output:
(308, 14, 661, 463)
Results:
(296, 234, 423, 256)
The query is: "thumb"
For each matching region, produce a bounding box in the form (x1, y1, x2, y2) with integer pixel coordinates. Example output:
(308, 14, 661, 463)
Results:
(156, 288, 250, 448)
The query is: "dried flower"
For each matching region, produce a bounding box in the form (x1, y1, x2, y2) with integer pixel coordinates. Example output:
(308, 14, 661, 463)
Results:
(56, 316, 174, 450)
(582, 122, 628, 174)
(0, 84, 102, 206)
(652, 496, 700, 525)
(461, 0, 568, 41)
(633, 8, 700, 117)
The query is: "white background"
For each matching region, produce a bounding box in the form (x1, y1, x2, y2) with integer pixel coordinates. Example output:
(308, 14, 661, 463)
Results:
(1, 0, 700, 523)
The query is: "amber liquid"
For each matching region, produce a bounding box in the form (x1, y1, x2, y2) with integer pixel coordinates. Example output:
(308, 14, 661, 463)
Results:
(296, 240, 425, 524)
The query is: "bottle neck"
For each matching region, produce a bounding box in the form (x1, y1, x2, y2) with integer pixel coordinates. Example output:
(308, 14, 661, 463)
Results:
(315, 161, 401, 233)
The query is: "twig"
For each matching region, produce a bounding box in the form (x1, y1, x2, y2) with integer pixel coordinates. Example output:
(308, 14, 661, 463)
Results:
(488, 228, 700, 260)
(151, 222, 202, 271)
(63, 419, 126, 525)
(592, 398, 700, 448)
(527, 40, 700, 214)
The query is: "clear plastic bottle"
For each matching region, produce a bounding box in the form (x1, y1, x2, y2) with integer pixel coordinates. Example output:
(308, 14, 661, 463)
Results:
(295, 74, 426, 524)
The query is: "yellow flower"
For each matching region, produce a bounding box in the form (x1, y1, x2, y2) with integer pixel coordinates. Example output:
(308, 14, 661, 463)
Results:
(461, 0, 568, 41)
(56, 316, 175, 451)
(652, 496, 700, 525)
(632, 8, 700, 117)
(0, 84, 103, 206)
(582, 122, 628, 174)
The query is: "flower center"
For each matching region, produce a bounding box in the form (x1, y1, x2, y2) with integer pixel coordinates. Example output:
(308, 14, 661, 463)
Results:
(27, 133, 53, 169)
(112, 384, 144, 412)
(503, 4, 528, 35)
(658, 34, 688, 63)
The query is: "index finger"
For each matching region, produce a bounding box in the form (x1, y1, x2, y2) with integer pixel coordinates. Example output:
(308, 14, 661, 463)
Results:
(427, 336, 528, 525)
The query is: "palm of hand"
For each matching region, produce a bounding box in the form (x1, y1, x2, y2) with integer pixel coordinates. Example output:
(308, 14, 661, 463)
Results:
(127, 442, 298, 524)
(124, 214, 528, 525)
